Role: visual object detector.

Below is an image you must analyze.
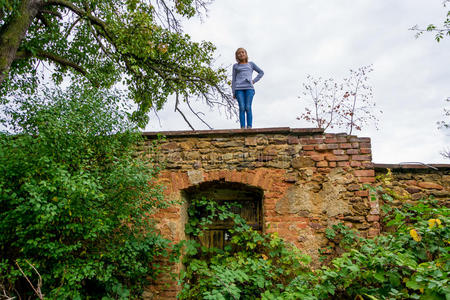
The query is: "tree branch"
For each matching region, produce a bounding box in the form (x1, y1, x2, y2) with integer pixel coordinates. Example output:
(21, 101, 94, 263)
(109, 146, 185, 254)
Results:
(175, 92, 195, 130)
(40, 51, 86, 74)
(44, 0, 111, 39)
(15, 260, 44, 300)
(40, 9, 62, 18)
(185, 96, 213, 129)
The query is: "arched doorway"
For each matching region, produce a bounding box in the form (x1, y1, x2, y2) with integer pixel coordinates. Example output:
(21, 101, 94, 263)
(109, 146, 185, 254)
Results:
(183, 180, 264, 249)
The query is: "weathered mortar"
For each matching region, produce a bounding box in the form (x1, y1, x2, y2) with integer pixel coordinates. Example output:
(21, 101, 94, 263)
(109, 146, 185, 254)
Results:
(142, 127, 379, 299)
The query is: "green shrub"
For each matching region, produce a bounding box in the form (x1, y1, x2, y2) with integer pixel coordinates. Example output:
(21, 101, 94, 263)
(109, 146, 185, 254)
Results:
(0, 86, 172, 299)
(179, 192, 449, 300)
(178, 197, 310, 299)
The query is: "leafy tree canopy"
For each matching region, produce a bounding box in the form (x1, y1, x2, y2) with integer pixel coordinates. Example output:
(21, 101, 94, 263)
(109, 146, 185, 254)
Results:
(0, 0, 234, 127)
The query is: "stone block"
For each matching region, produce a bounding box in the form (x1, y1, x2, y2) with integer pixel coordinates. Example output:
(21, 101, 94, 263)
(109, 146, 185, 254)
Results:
(292, 156, 315, 168)
(367, 215, 380, 222)
(245, 137, 257, 146)
(417, 182, 443, 190)
(347, 184, 361, 191)
(187, 170, 204, 185)
(179, 141, 195, 150)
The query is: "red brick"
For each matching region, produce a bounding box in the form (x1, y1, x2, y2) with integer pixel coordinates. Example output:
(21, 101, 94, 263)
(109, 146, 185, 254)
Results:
(311, 154, 325, 161)
(357, 137, 371, 143)
(360, 148, 371, 154)
(339, 143, 353, 149)
(368, 228, 380, 237)
(352, 155, 371, 161)
(316, 161, 328, 167)
(362, 162, 374, 168)
(326, 144, 339, 150)
(315, 144, 338, 151)
(287, 136, 300, 144)
(337, 161, 350, 167)
(350, 161, 362, 167)
(355, 190, 369, 197)
(325, 138, 338, 143)
(302, 145, 315, 150)
(346, 149, 359, 155)
(329, 162, 337, 167)
(358, 176, 375, 183)
(352, 143, 359, 148)
(314, 144, 326, 151)
(354, 170, 375, 177)
(300, 138, 320, 144)
(326, 154, 349, 161)
(296, 223, 308, 229)
(360, 143, 371, 148)
(333, 149, 346, 155)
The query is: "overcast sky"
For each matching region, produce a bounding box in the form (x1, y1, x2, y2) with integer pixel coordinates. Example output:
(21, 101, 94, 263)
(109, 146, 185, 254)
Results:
(146, 0, 450, 164)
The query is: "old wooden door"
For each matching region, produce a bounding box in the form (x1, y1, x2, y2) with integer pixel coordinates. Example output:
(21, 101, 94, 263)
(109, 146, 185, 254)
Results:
(185, 181, 263, 249)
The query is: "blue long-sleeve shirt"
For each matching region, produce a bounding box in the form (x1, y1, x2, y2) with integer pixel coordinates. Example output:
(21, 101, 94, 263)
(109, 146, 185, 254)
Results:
(232, 62, 264, 96)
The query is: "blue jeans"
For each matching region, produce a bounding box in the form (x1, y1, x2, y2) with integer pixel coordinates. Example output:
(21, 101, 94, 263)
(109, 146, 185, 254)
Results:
(235, 89, 255, 128)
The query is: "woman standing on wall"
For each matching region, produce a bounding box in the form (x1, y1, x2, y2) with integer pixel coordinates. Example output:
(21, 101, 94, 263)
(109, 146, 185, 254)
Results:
(232, 48, 264, 129)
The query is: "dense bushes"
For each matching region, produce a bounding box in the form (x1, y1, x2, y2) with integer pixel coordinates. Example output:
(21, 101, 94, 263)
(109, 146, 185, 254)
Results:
(179, 192, 449, 299)
(0, 87, 171, 299)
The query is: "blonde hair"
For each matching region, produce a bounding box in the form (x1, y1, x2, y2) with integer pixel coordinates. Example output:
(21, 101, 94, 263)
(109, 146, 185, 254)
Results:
(235, 48, 248, 63)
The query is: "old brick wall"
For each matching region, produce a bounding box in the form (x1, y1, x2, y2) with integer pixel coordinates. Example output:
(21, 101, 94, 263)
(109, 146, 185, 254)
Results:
(374, 164, 450, 202)
(142, 127, 379, 299)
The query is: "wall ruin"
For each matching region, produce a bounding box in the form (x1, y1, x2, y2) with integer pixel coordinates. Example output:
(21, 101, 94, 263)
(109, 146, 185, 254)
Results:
(142, 127, 383, 299)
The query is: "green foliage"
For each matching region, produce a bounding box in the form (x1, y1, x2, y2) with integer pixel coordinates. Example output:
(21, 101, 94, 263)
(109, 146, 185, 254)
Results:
(180, 193, 449, 300)
(178, 197, 310, 299)
(0, 86, 172, 299)
(0, 0, 234, 127)
(282, 196, 449, 300)
(411, 0, 450, 42)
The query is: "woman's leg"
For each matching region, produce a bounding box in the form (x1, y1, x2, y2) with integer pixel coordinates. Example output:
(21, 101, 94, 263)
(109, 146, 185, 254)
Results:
(244, 89, 255, 128)
(235, 90, 246, 128)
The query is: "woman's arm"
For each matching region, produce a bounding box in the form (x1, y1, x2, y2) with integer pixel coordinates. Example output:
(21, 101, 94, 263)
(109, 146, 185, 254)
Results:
(251, 62, 264, 84)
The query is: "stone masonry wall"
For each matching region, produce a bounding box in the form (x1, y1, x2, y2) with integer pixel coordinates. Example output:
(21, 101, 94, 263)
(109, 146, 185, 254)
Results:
(374, 164, 450, 202)
(141, 127, 378, 299)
